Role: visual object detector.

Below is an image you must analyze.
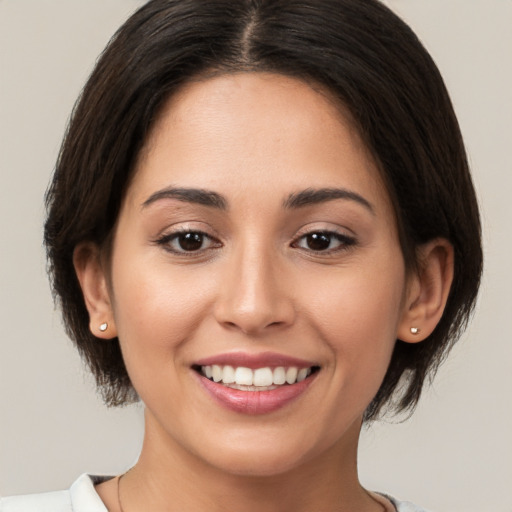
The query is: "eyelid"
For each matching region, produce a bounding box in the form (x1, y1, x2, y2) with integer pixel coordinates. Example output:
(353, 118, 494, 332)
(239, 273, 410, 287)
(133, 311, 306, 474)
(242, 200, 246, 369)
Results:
(292, 222, 356, 240)
(153, 225, 223, 256)
(290, 227, 357, 254)
(153, 220, 222, 242)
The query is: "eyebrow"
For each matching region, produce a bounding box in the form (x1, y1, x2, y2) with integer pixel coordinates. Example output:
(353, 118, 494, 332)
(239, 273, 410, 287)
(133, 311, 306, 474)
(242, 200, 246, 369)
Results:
(141, 185, 374, 214)
(142, 187, 228, 210)
(283, 187, 374, 214)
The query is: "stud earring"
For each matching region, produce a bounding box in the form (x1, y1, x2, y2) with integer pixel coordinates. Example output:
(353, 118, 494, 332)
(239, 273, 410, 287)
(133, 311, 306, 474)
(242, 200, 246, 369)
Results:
(99, 322, 108, 332)
(410, 327, 420, 335)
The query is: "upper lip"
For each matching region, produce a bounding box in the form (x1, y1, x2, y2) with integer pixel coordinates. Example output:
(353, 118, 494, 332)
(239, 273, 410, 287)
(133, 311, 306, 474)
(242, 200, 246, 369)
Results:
(193, 351, 318, 369)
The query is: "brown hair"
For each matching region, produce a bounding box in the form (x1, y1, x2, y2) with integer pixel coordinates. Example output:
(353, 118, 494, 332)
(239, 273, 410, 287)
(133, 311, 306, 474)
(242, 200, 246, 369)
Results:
(44, 0, 482, 420)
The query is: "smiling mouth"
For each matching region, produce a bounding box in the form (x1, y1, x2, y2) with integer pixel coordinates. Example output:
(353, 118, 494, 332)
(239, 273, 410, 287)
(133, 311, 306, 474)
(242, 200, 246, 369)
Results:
(193, 365, 320, 391)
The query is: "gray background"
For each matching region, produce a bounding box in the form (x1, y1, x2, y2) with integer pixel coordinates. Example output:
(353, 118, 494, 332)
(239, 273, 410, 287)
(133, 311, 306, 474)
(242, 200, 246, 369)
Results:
(1, 1, 511, 510)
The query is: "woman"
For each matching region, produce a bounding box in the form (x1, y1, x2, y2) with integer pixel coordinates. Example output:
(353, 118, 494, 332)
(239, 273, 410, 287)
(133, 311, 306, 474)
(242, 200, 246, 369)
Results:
(1, 0, 482, 511)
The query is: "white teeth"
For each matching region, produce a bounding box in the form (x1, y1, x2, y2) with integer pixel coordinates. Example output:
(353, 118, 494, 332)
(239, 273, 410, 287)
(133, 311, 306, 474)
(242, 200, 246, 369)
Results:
(212, 365, 222, 383)
(273, 367, 286, 385)
(222, 365, 235, 384)
(235, 367, 253, 386)
(296, 368, 308, 382)
(200, 365, 315, 387)
(253, 368, 273, 387)
(285, 367, 298, 384)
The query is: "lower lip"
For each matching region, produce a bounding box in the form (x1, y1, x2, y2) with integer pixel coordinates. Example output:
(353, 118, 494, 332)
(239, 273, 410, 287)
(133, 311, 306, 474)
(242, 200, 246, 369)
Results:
(196, 371, 318, 415)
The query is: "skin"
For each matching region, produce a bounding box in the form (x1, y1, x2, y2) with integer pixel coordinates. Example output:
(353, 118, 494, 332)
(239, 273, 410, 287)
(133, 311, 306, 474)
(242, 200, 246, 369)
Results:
(75, 73, 454, 511)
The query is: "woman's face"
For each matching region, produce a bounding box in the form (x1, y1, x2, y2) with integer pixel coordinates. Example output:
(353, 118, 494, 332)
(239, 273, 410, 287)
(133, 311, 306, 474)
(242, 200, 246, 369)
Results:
(108, 73, 411, 476)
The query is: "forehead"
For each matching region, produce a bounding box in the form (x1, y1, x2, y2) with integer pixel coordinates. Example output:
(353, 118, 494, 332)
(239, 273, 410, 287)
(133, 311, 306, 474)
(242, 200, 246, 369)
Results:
(128, 72, 391, 214)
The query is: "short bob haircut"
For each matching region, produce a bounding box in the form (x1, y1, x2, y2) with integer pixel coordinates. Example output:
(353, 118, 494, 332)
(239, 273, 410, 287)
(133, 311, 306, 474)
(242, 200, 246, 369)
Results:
(44, 0, 482, 421)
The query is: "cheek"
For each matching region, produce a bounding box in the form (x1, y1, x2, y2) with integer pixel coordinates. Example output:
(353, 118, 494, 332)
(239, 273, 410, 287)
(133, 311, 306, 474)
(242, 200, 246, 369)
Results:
(304, 257, 405, 388)
(110, 252, 217, 378)
(110, 262, 221, 422)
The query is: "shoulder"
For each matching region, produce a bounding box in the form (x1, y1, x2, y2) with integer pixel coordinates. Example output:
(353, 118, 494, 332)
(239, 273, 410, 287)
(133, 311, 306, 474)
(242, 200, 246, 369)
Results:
(1, 474, 112, 512)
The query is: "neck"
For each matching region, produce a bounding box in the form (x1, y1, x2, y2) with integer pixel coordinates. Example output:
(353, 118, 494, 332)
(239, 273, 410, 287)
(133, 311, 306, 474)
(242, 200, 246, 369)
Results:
(118, 410, 380, 512)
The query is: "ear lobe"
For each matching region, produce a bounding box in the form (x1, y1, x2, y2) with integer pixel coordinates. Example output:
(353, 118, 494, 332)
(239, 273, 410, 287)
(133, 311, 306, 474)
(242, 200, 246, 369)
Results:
(398, 238, 454, 343)
(73, 242, 117, 339)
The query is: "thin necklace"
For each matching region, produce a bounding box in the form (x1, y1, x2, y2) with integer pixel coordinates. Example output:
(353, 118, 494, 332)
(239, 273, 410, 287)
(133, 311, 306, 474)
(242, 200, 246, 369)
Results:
(117, 472, 126, 512)
(116, 471, 387, 512)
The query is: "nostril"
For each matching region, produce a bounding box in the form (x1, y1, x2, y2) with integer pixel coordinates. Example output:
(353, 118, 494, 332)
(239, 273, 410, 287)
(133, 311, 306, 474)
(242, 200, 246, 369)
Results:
(213, 286, 296, 334)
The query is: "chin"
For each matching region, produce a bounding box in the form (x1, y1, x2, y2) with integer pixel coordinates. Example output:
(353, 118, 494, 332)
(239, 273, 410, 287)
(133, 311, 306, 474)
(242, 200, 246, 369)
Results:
(209, 450, 308, 478)
(193, 430, 324, 478)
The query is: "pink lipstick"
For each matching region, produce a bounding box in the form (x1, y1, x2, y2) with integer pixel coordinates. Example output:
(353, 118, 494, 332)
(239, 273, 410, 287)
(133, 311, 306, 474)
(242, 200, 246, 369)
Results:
(193, 352, 319, 415)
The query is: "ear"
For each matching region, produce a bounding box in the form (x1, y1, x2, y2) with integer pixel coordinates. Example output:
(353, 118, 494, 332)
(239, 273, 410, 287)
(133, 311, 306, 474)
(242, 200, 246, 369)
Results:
(397, 238, 454, 343)
(73, 242, 117, 339)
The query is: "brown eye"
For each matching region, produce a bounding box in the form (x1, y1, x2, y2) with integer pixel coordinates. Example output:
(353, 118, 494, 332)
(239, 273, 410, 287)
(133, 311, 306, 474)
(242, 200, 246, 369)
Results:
(177, 232, 204, 251)
(293, 231, 356, 253)
(156, 230, 220, 254)
(305, 233, 332, 251)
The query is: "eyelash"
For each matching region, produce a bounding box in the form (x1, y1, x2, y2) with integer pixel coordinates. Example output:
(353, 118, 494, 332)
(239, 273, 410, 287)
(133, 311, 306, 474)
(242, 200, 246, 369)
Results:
(154, 229, 356, 256)
(291, 230, 356, 255)
(155, 229, 221, 256)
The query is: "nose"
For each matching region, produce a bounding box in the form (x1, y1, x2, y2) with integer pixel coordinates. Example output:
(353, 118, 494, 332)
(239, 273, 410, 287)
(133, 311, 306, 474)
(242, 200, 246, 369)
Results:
(213, 244, 296, 335)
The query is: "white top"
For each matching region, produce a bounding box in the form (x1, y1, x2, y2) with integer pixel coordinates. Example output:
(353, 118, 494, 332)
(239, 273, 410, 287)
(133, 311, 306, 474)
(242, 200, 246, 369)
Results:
(0, 474, 431, 512)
